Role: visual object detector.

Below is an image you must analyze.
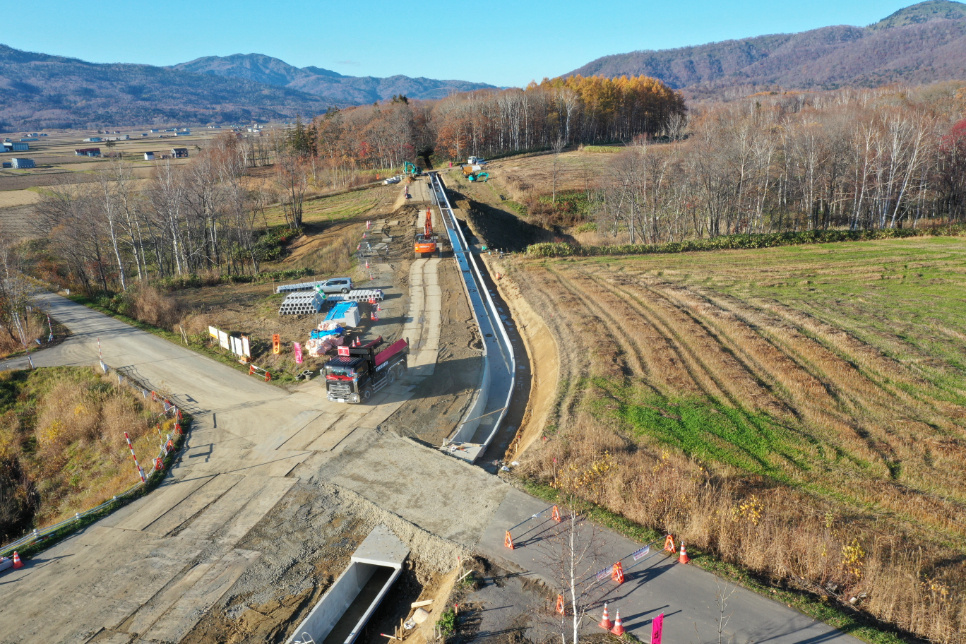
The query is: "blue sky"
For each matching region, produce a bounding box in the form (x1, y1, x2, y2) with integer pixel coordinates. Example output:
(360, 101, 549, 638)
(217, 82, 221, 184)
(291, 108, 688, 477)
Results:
(2, 1, 916, 86)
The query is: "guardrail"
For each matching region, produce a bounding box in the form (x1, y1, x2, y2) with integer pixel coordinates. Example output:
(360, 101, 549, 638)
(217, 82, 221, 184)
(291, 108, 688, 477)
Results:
(429, 172, 516, 457)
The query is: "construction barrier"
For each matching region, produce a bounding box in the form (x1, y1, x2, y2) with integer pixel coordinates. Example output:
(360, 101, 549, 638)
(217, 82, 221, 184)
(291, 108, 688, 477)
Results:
(663, 534, 676, 554)
(611, 562, 624, 585)
(503, 504, 561, 550)
(124, 431, 146, 483)
(248, 364, 272, 382)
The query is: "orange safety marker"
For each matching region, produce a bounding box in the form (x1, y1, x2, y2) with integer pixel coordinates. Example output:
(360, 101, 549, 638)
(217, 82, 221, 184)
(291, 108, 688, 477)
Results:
(272, 334, 281, 355)
(12, 551, 23, 569)
(154, 457, 163, 471)
(175, 422, 182, 435)
(610, 561, 624, 584)
(555, 594, 565, 615)
(611, 561, 624, 584)
(551, 505, 562, 523)
(598, 603, 613, 630)
(504, 530, 514, 550)
(264, 371, 272, 382)
(679, 542, 690, 564)
(663, 534, 676, 553)
(610, 609, 625, 636)
(249, 364, 256, 376)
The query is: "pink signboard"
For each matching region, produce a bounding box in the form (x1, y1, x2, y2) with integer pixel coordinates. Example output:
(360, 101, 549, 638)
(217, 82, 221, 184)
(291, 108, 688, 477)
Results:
(651, 613, 664, 644)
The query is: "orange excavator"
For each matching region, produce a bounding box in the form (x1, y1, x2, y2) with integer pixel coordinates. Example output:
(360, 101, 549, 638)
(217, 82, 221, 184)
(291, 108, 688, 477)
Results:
(414, 207, 439, 258)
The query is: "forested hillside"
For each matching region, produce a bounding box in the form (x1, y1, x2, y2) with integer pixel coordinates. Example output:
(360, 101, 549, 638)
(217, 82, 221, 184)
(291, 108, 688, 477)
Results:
(569, 0, 966, 94)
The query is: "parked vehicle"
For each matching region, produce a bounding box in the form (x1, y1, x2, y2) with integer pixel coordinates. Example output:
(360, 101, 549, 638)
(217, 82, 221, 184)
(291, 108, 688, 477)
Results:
(324, 336, 409, 403)
(319, 277, 353, 294)
(383, 175, 401, 185)
(467, 156, 486, 165)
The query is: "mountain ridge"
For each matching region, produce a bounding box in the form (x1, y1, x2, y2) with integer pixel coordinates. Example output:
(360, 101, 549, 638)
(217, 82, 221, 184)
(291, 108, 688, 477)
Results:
(0, 46, 494, 131)
(169, 54, 495, 104)
(567, 0, 966, 93)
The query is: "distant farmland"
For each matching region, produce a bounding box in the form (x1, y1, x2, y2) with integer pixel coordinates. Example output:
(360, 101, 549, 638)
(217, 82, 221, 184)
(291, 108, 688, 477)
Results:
(515, 236, 966, 642)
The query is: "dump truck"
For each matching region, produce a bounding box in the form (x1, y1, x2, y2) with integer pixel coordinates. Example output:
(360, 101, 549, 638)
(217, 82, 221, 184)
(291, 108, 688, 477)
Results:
(323, 336, 408, 403)
(414, 207, 439, 257)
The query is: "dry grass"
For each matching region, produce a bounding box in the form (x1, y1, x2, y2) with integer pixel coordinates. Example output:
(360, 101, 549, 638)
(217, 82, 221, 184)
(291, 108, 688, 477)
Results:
(513, 237, 966, 643)
(0, 367, 168, 542)
(0, 311, 48, 359)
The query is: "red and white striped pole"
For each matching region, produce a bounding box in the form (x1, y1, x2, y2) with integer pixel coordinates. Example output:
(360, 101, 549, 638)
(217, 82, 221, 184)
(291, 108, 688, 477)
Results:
(124, 432, 146, 483)
(97, 337, 102, 360)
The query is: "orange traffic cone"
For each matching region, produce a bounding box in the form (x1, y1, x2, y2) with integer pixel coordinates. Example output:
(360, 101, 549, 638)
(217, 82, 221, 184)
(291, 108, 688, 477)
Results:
(679, 542, 690, 564)
(12, 551, 23, 569)
(504, 530, 514, 550)
(610, 609, 625, 636)
(551, 505, 562, 523)
(663, 534, 676, 553)
(555, 594, 565, 615)
(598, 603, 613, 630)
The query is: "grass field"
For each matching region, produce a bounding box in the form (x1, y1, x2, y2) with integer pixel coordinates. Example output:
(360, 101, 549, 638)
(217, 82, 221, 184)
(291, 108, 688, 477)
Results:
(0, 367, 169, 542)
(514, 236, 966, 642)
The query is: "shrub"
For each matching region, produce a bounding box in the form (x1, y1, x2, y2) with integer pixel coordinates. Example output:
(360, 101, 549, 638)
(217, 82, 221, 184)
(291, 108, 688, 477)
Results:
(526, 224, 966, 258)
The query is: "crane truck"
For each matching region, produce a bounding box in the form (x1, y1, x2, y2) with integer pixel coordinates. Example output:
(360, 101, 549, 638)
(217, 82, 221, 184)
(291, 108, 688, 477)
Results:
(414, 207, 439, 257)
(323, 336, 408, 403)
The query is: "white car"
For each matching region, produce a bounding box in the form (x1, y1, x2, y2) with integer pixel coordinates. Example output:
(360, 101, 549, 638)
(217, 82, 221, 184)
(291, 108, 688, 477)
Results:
(319, 277, 353, 294)
(383, 176, 401, 185)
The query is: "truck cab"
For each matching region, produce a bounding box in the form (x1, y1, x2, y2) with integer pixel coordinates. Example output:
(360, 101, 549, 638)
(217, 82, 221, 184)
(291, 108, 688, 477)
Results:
(324, 336, 409, 403)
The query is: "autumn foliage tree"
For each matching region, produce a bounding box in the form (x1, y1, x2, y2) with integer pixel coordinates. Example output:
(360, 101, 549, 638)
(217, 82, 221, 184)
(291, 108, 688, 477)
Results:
(308, 75, 685, 171)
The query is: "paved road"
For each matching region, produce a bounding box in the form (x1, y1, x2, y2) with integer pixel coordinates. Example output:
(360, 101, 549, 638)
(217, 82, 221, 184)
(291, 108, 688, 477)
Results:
(0, 282, 861, 643)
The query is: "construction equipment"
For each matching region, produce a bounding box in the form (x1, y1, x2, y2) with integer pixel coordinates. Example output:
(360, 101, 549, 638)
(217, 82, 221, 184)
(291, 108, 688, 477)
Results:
(414, 207, 439, 257)
(462, 164, 489, 182)
(403, 161, 422, 177)
(323, 336, 408, 403)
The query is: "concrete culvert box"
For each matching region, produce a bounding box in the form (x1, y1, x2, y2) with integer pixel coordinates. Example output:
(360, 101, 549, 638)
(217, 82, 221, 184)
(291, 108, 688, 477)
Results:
(288, 525, 409, 644)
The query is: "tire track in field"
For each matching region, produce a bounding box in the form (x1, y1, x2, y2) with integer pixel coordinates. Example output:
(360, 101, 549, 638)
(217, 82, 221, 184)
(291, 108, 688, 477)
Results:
(543, 265, 691, 399)
(566, 266, 793, 473)
(515, 265, 595, 433)
(621, 273, 966, 537)
(773, 299, 966, 423)
(542, 265, 647, 382)
(634, 278, 894, 471)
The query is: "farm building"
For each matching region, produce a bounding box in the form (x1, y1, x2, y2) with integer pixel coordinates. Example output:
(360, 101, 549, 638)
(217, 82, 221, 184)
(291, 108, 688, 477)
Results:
(11, 158, 35, 169)
(1, 162, 11, 168)
(144, 151, 155, 161)
(171, 147, 189, 158)
(75, 148, 101, 157)
(3, 142, 29, 152)
(83, 137, 102, 143)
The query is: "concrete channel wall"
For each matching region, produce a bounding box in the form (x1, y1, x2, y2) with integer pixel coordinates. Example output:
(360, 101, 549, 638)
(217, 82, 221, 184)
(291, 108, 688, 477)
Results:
(430, 173, 516, 461)
(288, 526, 409, 644)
